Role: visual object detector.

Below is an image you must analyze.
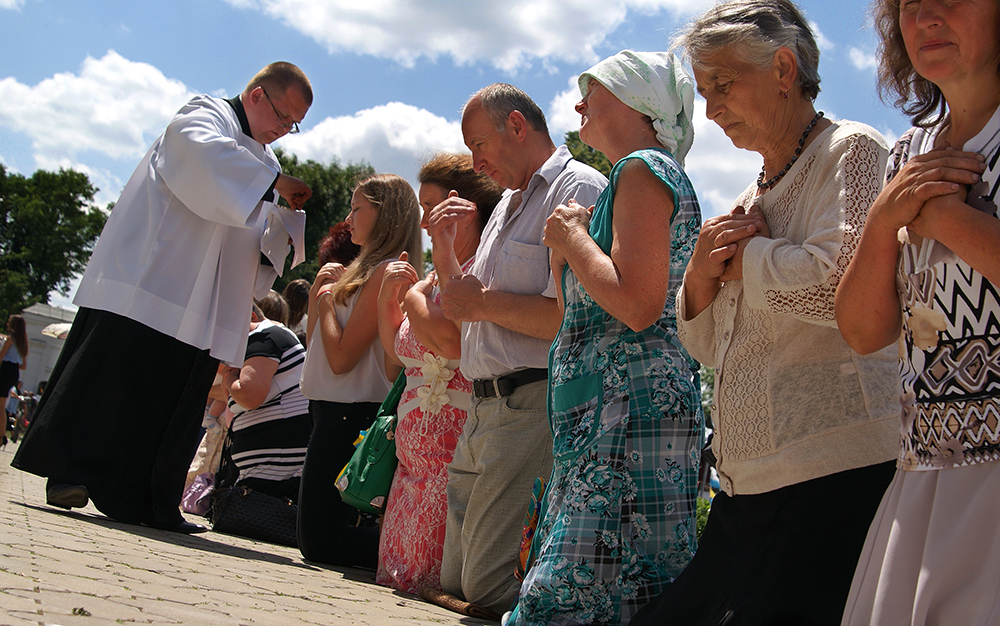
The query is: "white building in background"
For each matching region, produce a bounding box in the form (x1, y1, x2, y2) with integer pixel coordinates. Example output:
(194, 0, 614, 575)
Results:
(18, 302, 75, 394)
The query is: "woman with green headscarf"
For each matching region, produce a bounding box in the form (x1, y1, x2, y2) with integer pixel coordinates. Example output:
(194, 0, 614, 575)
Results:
(504, 50, 705, 626)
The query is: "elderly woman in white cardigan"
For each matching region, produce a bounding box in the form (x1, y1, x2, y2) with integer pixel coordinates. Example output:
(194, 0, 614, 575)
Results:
(631, 1, 900, 625)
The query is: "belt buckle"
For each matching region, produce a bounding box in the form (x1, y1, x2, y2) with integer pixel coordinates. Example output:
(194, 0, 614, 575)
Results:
(473, 378, 499, 398)
(491, 377, 504, 398)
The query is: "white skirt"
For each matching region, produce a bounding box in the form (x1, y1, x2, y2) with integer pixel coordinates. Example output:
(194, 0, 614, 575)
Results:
(841, 461, 1000, 626)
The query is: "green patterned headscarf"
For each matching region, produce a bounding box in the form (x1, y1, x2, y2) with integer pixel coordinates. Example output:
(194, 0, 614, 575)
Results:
(578, 50, 695, 164)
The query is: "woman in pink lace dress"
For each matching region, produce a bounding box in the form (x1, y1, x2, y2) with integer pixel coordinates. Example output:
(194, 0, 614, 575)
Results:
(376, 154, 502, 593)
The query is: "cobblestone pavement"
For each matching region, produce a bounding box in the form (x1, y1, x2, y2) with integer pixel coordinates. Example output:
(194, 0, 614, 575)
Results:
(0, 442, 492, 626)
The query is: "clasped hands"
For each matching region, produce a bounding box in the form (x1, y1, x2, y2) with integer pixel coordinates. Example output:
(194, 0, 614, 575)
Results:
(310, 261, 347, 301)
(869, 147, 986, 241)
(688, 203, 770, 287)
(381, 251, 437, 316)
(425, 192, 491, 323)
(543, 199, 593, 271)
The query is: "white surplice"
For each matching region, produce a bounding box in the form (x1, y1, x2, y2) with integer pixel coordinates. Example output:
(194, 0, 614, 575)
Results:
(75, 95, 304, 364)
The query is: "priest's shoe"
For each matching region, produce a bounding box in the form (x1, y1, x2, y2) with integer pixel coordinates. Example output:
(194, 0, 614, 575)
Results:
(45, 482, 90, 509)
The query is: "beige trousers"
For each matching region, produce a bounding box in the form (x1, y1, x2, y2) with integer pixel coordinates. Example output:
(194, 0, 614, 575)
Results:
(440, 379, 554, 614)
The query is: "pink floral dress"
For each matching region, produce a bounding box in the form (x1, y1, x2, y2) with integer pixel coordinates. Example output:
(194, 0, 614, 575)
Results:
(376, 284, 473, 593)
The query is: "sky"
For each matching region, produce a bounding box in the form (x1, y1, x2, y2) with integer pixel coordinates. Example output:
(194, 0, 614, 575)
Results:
(0, 0, 910, 310)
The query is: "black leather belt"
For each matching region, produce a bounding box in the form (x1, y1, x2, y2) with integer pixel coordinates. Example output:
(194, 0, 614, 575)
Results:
(472, 368, 548, 399)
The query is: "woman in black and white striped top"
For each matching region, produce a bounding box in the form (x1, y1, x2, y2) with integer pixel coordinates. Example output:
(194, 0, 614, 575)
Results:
(221, 314, 311, 503)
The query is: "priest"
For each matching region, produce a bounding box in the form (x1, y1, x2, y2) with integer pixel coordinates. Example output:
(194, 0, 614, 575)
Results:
(12, 62, 313, 534)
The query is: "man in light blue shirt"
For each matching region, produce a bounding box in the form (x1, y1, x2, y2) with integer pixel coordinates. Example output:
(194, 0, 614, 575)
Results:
(431, 83, 607, 615)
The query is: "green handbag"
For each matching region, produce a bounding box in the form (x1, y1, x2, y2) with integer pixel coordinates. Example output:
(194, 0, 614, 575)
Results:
(335, 372, 406, 515)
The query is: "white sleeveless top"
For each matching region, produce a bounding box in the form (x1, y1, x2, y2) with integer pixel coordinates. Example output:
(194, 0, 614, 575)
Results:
(299, 290, 391, 403)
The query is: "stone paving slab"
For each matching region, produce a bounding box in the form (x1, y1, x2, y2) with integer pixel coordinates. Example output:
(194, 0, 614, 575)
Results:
(0, 443, 494, 625)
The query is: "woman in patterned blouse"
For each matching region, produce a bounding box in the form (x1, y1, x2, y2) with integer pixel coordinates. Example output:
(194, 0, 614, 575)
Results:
(506, 50, 704, 626)
(375, 153, 501, 595)
(836, 0, 1000, 623)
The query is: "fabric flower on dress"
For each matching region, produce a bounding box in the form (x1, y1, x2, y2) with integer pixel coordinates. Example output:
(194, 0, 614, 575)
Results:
(937, 437, 966, 464)
(908, 305, 947, 351)
(416, 353, 455, 415)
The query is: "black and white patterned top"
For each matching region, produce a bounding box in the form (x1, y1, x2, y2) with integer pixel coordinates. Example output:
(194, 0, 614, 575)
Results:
(894, 107, 1000, 470)
(227, 319, 312, 484)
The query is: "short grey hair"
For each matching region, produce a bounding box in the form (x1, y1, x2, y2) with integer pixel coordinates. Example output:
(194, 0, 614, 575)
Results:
(672, 0, 821, 100)
(466, 83, 549, 134)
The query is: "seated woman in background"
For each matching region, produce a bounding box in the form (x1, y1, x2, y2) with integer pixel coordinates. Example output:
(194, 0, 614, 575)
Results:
(220, 304, 311, 503)
(375, 153, 501, 594)
(318, 221, 362, 267)
(297, 174, 423, 568)
(257, 290, 290, 327)
(282, 279, 311, 344)
(505, 50, 704, 626)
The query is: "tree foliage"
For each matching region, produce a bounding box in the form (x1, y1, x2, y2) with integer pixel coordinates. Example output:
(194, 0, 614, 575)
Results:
(0, 165, 107, 319)
(565, 130, 612, 178)
(273, 149, 375, 289)
(699, 364, 715, 422)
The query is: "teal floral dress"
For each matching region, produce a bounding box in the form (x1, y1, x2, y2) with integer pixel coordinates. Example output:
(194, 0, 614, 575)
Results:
(508, 148, 704, 625)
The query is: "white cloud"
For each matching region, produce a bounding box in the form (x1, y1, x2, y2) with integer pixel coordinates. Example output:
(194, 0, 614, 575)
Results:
(278, 101, 467, 188)
(849, 46, 878, 72)
(47, 273, 81, 312)
(31, 154, 124, 208)
(548, 76, 584, 139)
(810, 20, 835, 51)
(0, 50, 197, 167)
(0, 0, 25, 9)
(879, 126, 900, 149)
(684, 99, 760, 219)
(224, 0, 712, 73)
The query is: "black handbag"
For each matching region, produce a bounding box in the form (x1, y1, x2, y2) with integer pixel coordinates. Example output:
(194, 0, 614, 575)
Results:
(209, 484, 298, 548)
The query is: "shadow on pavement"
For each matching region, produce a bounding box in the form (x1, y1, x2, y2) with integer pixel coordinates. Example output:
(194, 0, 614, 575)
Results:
(13, 500, 322, 571)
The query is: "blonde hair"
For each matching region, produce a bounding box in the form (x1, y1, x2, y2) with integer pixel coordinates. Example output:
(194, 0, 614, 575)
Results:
(331, 174, 423, 305)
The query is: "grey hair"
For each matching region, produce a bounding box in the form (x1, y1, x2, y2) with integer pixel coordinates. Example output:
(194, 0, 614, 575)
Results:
(466, 83, 549, 134)
(671, 0, 821, 100)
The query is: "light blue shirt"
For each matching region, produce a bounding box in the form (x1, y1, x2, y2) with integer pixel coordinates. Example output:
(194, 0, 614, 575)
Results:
(460, 146, 607, 380)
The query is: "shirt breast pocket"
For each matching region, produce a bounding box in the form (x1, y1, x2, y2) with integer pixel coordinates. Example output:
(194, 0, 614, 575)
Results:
(497, 239, 549, 295)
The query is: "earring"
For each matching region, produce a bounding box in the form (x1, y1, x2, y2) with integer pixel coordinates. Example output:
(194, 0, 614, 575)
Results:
(780, 90, 789, 100)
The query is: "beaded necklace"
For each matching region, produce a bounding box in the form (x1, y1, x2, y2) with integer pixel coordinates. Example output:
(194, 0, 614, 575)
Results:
(757, 111, 824, 191)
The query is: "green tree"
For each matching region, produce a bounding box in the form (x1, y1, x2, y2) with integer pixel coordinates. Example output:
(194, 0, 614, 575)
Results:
(0, 165, 107, 319)
(273, 149, 375, 289)
(565, 130, 612, 177)
(699, 364, 715, 419)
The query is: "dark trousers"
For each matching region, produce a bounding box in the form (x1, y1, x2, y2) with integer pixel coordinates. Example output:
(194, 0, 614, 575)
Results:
(0, 360, 19, 403)
(297, 399, 381, 569)
(629, 461, 896, 626)
(12, 307, 218, 527)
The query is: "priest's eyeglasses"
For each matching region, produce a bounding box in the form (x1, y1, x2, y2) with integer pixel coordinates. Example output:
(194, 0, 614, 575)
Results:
(261, 88, 300, 134)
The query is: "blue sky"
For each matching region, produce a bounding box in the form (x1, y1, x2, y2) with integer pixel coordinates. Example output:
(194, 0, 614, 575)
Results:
(0, 0, 909, 308)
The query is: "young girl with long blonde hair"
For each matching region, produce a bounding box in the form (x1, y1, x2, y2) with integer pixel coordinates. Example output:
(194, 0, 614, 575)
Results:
(297, 173, 422, 568)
